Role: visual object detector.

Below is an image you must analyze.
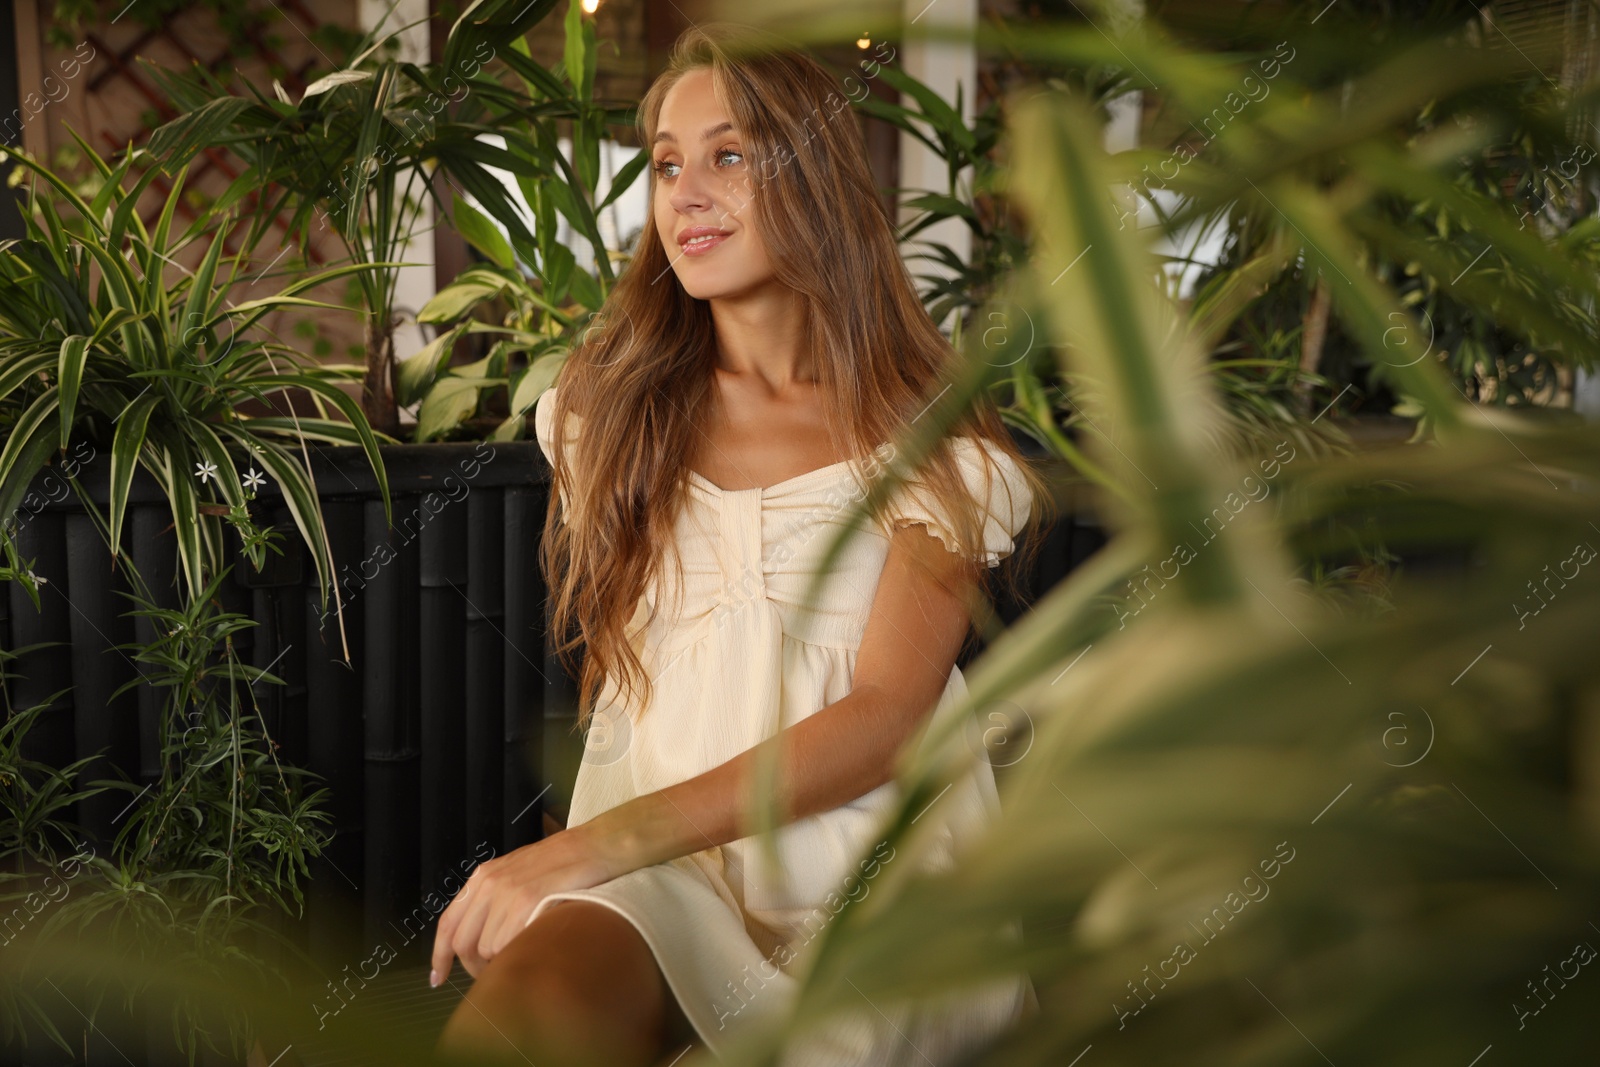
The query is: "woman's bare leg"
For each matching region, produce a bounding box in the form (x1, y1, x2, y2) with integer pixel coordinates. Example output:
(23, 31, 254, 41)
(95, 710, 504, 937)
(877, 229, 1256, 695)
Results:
(435, 900, 700, 1067)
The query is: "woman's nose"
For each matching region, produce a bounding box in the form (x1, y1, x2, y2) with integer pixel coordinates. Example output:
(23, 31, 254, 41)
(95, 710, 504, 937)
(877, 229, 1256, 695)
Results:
(669, 160, 717, 214)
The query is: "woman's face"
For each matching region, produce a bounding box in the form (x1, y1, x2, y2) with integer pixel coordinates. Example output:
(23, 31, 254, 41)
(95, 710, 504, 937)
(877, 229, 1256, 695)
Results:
(650, 68, 776, 301)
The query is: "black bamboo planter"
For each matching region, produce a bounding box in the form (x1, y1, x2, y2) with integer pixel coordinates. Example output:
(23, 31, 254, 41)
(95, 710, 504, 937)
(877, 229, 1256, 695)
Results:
(0, 441, 566, 969)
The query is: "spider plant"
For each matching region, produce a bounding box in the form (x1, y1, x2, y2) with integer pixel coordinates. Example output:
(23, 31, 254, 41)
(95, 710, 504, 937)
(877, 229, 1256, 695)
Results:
(0, 551, 333, 1065)
(0, 135, 392, 637)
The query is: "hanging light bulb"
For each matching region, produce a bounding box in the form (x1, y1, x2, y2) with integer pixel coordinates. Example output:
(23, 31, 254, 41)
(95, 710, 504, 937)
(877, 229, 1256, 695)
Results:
(856, 33, 871, 48)
(582, 0, 600, 12)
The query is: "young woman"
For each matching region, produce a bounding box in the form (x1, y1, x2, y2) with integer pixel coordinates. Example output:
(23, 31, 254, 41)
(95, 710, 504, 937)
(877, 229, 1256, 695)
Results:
(431, 22, 1049, 1067)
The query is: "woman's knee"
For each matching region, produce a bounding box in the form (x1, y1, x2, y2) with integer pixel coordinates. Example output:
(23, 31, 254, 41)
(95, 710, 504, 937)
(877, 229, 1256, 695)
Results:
(438, 900, 669, 1066)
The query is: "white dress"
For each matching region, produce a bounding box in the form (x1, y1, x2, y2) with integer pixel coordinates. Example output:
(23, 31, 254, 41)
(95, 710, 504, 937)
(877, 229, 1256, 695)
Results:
(528, 385, 1035, 1065)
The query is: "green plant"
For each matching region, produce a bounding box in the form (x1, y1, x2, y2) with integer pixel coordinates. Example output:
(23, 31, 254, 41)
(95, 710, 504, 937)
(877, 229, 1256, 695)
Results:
(0, 666, 100, 879)
(98, 570, 333, 918)
(857, 64, 1020, 330)
(1138, 2, 1600, 417)
(140, 0, 634, 441)
(852, 46, 1346, 501)
(705, 10, 1600, 1065)
(400, 195, 572, 442)
(8, 8, 1600, 1067)
(0, 553, 333, 1064)
(0, 135, 392, 635)
(0, 692, 107, 1054)
(394, 0, 650, 442)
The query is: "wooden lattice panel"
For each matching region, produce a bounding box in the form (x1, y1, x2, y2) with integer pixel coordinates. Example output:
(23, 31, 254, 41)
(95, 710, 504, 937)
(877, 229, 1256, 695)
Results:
(23, 0, 368, 366)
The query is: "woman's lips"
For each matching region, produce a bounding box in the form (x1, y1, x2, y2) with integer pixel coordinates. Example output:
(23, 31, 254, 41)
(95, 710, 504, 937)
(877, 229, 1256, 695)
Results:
(680, 233, 730, 257)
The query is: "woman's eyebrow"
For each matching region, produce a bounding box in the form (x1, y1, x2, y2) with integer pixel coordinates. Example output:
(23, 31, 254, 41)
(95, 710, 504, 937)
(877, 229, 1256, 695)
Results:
(653, 121, 736, 146)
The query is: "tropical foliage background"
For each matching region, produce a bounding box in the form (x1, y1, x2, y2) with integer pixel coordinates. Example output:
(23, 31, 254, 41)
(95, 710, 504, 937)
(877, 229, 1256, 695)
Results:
(3, 0, 1600, 1064)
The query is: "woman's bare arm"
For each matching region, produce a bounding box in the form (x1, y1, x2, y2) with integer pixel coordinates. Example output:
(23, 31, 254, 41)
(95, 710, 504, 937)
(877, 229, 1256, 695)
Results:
(578, 522, 981, 875)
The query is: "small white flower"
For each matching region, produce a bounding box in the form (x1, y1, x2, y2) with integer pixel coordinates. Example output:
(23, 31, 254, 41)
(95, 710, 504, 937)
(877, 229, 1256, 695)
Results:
(243, 468, 266, 492)
(195, 460, 219, 484)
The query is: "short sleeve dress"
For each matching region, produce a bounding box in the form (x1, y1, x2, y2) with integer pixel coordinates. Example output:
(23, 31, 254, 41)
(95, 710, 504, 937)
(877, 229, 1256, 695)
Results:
(527, 385, 1036, 1066)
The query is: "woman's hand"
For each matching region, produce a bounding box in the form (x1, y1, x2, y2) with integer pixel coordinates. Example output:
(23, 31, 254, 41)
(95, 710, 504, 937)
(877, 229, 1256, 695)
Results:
(429, 822, 630, 983)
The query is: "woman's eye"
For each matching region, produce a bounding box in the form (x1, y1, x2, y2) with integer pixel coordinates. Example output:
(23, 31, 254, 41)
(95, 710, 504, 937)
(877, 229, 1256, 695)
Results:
(653, 151, 741, 180)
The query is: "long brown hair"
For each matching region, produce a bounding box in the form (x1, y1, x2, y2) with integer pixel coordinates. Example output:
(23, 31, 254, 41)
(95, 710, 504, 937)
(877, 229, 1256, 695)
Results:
(541, 23, 1052, 730)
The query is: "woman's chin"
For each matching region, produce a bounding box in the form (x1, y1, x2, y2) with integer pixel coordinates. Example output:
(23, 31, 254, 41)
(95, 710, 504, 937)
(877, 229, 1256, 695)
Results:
(674, 274, 773, 304)
(677, 277, 738, 302)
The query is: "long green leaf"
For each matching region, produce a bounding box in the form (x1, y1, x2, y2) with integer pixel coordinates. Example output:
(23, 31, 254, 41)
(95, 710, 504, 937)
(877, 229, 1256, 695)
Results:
(0, 392, 62, 534)
(242, 378, 391, 527)
(597, 147, 649, 211)
(0, 352, 55, 405)
(158, 437, 208, 599)
(108, 393, 162, 552)
(55, 336, 89, 448)
(235, 418, 375, 446)
(1259, 176, 1466, 429)
(181, 222, 237, 366)
(145, 97, 256, 170)
(1, 150, 106, 236)
(1010, 89, 1272, 612)
(215, 426, 334, 606)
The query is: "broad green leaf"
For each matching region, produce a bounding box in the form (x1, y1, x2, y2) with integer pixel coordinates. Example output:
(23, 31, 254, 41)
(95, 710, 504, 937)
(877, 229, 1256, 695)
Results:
(562, 0, 587, 98)
(450, 194, 517, 269)
(395, 324, 466, 406)
(568, 265, 602, 311)
(489, 413, 524, 441)
(417, 276, 509, 323)
(507, 351, 565, 418)
(542, 241, 576, 304)
(415, 376, 487, 441)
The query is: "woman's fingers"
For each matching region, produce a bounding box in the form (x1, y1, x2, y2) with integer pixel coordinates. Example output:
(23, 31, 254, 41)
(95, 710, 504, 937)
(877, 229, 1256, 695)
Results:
(481, 884, 544, 960)
(430, 837, 617, 987)
(429, 887, 466, 983)
(451, 891, 492, 976)
(431, 874, 485, 983)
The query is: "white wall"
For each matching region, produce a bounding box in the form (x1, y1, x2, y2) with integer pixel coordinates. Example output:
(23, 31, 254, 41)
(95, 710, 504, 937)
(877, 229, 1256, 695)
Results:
(359, 0, 434, 372)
